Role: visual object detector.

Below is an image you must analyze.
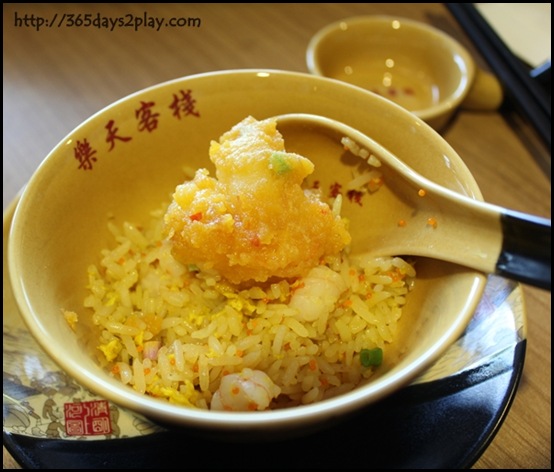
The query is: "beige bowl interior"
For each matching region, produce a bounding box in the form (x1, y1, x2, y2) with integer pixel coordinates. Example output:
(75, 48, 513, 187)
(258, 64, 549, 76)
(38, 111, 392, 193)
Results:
(8, 69, 486, 434)
(306, 16, 475, 129)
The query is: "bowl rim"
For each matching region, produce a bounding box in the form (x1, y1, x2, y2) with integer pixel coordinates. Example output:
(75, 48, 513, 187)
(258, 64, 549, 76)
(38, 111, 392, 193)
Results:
(7, 68, 487, 431)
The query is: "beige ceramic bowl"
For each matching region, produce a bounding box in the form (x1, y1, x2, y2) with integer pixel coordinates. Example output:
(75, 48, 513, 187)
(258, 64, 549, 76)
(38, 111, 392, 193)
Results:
(8, 69, 487, 438)
(307, 15, 503, 130)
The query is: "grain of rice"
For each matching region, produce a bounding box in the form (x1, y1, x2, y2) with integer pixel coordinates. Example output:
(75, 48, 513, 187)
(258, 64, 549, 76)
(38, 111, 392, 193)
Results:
(117, 362, 133, 384)
(132, 359, 146, 394)
(198, 354, 209, 391)
(283, 317, 310, 338)
(302, 387, 320, 405)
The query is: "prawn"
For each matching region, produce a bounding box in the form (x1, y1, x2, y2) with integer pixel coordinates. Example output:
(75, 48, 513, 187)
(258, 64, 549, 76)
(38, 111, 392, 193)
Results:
(211, 368, 281, 411)
(289, 265, 347, 322)
(163, 116, 351, 284)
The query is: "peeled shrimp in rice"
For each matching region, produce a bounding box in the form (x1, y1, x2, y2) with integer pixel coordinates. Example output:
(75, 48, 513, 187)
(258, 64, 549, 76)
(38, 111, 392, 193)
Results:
(211, 368, 281, 411)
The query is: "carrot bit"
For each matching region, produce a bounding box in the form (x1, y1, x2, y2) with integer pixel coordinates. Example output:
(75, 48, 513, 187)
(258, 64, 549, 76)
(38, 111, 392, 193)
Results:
(387, 270, 403, 282)
(342, 299, 353, 308)
(397, 219, 407, 227)
(247, 402, 258, 411)
(189, 211, 203, 221)
(251, 235, 261, 247)
(111, 364, 120, 375)
(236, 350, 244, 358)
(418, 189, 426, 197)
(346, 189, 364, 206)
(427, 217, 438, 229)
(329, 182, 342, 198)
(309, 359, 318, 371)
(144, 368, 151, 375)
(231, 386, 240, 395)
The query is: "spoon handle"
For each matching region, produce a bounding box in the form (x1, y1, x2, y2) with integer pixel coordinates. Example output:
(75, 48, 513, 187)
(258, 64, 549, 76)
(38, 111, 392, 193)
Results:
(497, 211, 551, 290)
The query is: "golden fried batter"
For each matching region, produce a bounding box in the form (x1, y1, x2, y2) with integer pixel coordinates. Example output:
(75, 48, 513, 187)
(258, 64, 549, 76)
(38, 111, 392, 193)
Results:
(164, 116, 351, 284)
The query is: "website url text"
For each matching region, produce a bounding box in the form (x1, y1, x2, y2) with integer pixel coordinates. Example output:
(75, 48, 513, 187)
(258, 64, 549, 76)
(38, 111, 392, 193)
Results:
(13, 12, 202, 32)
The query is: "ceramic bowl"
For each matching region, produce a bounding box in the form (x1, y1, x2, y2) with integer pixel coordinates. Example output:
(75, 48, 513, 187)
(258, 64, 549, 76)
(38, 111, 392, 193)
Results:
(306, 15, 503, 130)
(8, 69, 487, 438)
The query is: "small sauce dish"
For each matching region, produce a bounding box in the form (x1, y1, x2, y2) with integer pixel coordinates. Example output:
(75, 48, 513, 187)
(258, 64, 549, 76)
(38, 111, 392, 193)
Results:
(306, 15, 503, 130)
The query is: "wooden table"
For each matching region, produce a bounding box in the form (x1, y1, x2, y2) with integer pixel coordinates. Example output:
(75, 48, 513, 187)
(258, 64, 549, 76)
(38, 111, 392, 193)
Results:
(3, 4, 550, 469)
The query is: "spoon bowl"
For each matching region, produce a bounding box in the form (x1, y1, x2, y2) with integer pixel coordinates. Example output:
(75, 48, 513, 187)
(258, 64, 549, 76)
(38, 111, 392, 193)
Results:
(275, 113, 551, 290)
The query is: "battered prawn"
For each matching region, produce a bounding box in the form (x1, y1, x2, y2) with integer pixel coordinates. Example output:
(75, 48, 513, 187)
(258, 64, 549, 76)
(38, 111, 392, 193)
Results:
(210, 368, 281, 411)
(163, 116, 351, 284)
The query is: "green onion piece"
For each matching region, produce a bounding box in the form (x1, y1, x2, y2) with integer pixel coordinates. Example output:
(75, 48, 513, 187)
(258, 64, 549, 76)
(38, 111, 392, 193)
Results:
(269, 152, 292, 175)
(360, 348, 383, 367)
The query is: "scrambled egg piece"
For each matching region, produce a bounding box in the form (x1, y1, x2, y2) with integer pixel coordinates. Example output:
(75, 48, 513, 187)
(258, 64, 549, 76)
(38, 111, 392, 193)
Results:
(98, 339, 122, 362)
(164, 116, 351, 284)
(63, 310, 79, 332)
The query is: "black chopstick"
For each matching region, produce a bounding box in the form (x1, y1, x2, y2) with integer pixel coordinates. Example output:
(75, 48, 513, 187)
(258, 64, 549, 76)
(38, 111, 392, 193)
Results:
(445, 3, 551, 152)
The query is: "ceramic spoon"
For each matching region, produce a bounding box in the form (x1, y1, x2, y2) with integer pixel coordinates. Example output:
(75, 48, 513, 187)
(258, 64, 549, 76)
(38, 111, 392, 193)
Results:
(274, 113, 551, 290)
